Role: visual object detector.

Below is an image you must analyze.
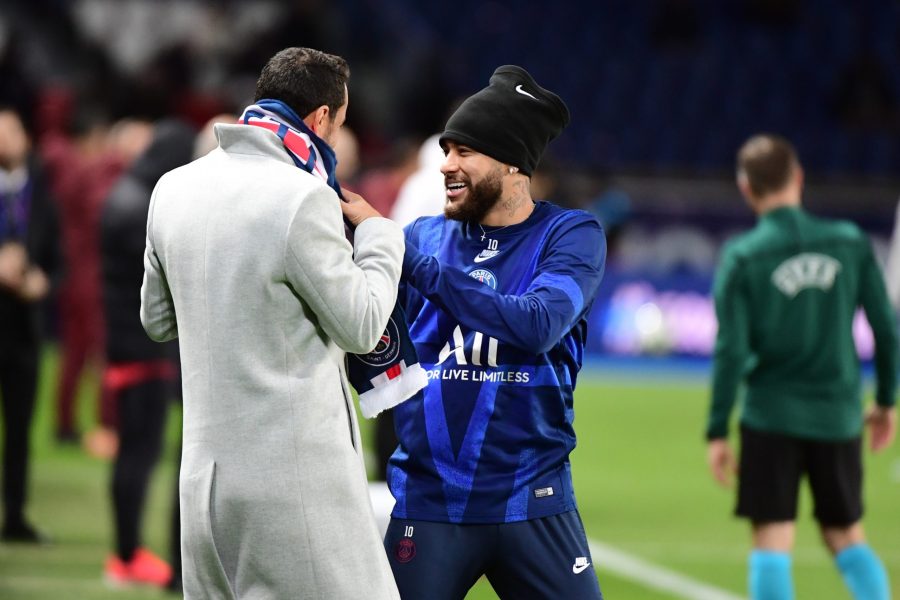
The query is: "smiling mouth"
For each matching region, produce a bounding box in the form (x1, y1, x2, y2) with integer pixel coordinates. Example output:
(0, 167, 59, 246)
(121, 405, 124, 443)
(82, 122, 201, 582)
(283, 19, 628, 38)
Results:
(445, 181, 467, 199)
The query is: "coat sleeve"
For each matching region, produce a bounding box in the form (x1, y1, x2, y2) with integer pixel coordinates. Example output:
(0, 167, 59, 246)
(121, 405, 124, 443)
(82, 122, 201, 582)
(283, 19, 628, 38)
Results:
(284, 185, 404, 354)
(140, 182, 178, 342)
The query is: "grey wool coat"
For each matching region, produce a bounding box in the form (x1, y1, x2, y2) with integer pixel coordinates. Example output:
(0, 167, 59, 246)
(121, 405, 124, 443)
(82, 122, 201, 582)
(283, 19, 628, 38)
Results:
(140, 124, 403, 600)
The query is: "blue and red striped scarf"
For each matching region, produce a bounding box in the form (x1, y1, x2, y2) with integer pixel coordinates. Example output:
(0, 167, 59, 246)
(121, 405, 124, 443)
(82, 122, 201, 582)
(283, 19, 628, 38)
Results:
(239, 99, 426, 418)
(239, 99, 342, 197)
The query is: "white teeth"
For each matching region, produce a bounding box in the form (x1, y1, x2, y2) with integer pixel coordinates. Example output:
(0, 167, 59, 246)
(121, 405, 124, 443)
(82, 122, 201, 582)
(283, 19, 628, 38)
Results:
(447, 183, 465, 190)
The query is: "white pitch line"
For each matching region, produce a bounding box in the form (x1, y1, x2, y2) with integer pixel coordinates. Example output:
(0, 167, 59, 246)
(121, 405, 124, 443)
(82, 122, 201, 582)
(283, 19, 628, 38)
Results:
(2, 541, 746, 600)
(589, 538, 746, 600)
(369, 482, 745, 599)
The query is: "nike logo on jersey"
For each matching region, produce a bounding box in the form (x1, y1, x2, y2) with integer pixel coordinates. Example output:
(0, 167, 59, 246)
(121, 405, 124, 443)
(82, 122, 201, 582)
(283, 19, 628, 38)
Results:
(473, 249, 501, 263)
(515, 84, 537, 99)
(572, 557, 591, 574)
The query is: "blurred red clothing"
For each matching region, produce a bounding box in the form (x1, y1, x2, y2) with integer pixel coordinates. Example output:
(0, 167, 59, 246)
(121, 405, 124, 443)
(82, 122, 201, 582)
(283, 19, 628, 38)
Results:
(40, 131, 126, 435)
(355, 168, 409, 217)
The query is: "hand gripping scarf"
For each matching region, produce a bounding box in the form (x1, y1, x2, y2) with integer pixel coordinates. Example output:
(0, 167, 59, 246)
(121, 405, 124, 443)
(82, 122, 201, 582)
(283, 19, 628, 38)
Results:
(240, 99, 426, 418)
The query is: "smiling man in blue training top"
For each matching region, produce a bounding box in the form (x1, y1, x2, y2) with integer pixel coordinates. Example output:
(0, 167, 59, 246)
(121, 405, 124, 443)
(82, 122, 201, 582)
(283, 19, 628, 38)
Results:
(383, 65, 606, 600)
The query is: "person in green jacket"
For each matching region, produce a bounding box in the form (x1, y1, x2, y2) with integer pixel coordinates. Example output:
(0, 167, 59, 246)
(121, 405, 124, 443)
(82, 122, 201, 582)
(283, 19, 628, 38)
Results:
(706, 133, 897, 600)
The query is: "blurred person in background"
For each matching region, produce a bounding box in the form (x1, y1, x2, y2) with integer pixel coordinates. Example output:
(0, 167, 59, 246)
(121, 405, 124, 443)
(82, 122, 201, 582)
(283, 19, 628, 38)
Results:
(885, 198, 900, 310)
(192, 113, 238, 160)
(40, 100, 152, 445)
(706, 134, 896, 600)
(356, 136, 418, 217)
(333, 124, 360, 183)
(0, 105, 60, 543)
(390, 133, 446, 226)
(100, 119, 196, 590)
(383, 66, 605, 600)
(140, 47, 402, 599)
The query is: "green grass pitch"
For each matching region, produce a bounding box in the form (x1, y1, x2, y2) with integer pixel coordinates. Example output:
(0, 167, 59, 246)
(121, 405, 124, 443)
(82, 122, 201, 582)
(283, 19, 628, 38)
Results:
(1, 350, 897, 598)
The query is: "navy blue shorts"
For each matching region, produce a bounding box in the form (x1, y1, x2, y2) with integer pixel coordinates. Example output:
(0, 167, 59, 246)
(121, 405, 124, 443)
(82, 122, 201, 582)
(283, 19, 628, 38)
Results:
(384, 510, 603, 600)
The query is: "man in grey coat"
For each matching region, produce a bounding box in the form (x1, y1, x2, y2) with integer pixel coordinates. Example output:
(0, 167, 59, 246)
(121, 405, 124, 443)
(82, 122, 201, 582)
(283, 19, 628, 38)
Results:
(140, 48, 403, 599)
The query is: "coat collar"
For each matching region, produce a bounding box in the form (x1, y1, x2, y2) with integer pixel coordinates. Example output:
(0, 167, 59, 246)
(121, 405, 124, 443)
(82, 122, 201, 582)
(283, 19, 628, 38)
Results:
(213, 124, 296, 168)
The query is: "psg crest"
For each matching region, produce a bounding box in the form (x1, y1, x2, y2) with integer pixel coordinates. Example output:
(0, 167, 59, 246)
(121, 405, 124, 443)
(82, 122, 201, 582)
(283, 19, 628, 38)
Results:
(357, 318, 401, 367)
(395, 538, 416, 563)
(468, 268, 498, 290)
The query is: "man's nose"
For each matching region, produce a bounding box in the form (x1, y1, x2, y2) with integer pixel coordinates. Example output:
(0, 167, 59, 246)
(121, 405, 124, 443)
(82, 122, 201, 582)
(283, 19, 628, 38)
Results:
(440, 155, 458, 174)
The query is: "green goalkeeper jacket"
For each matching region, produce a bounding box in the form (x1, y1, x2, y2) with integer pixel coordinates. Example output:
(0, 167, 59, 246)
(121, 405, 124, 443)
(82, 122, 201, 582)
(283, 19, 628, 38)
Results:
(707, 205, 897, 441)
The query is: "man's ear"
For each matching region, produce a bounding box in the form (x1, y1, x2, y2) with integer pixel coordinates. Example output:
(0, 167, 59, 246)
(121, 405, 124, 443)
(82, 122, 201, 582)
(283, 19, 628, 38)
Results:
(736, 173, 757, 206)
(736, 176, 751, 199)
(304, 105, 330, 134)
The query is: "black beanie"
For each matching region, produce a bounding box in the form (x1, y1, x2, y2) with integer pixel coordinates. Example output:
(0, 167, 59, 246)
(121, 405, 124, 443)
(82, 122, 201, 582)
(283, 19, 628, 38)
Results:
(439, 65, 570, 176)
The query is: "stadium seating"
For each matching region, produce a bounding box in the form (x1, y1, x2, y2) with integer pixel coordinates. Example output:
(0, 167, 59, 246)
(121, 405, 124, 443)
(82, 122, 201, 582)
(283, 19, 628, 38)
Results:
(367, 0, 900, 177)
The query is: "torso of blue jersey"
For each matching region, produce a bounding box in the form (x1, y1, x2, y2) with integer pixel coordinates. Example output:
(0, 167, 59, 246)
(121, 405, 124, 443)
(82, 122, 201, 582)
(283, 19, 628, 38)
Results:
(388, 201, 606, 524)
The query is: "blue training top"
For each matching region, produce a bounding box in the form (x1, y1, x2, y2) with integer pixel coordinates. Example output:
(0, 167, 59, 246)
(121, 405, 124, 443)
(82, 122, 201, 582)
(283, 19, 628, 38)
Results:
(388, 200, 606, 524)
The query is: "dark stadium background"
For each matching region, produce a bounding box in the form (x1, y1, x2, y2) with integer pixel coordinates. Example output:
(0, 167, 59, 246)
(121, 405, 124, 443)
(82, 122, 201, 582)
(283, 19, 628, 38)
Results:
(1, 1, 897, 599)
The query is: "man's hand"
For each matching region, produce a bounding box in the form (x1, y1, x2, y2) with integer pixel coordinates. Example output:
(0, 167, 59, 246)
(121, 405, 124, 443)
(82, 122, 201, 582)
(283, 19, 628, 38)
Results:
(865, 405, 896, 452)
(19, 267, 49, 302)
(340, 187, 382, 227)
(707, 438, 737, 488)
(0, 242, 27, 292)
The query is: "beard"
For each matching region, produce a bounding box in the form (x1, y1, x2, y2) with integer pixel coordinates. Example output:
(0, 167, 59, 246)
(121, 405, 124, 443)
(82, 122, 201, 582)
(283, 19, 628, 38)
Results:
(444, 168, 504, 223)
